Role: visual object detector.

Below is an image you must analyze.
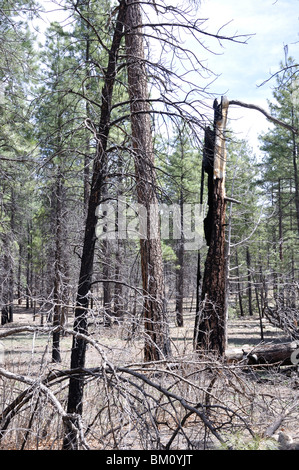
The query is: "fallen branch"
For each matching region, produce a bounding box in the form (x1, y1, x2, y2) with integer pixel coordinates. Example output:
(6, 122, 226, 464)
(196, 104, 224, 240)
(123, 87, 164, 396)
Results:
(115, 365, 225, 445)
(0, 366, 89, 449)
(0, 325, 255, 449)
(0, 325, 58, 339)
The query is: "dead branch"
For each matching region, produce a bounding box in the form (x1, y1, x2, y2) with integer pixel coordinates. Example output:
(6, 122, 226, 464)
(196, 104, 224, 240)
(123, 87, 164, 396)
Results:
(0, 366, 89, 449)
(229, 99, 298, 134)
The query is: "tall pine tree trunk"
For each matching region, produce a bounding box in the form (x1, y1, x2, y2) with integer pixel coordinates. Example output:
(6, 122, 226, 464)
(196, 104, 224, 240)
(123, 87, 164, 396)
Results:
(114, 239, 124, 320)
(1, 231, 13, 325)
(103, 239, 112, 327)
(235, 249, 244, 317)
(52, 168, 63, 363)
(84, 13, 91, 214)
(175, 158, 185, 327)
(291, 118, 299, 235)
(246, 246, 253, 316)
(26, 221, 32, 310)
(124, 0, 171, 361)
(175, 237, 184, 327)
(175, 185, 184, 327)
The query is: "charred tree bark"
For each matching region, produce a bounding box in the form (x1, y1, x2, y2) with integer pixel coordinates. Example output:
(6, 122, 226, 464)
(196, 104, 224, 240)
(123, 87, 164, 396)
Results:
(175, 189, 184, 327)
(113, 241, 124, 320)
(17, 243, 22, 305)
(175, 236, 184, 327)
(1, 194, 14, 325)
(124, 0, 171, 361)
(193, 251, 202, 347)
(198, 178, 227, 354)
(195, 97, 229, 356)
(291, 109, 299, 235)
(103, 240, 112, 327)
(278, 178, 283, 261)
(246, 246, 253, 316)
(63, 1, 127, 450)
(235, 249, 244, 317)
(84, 7, 91, 214)
(52, 168, 64, 363)
(26, 221, 32, 310)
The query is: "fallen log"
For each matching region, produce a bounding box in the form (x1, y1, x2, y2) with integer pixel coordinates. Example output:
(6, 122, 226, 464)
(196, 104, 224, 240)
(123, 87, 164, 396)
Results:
(226, 341, 299, 366)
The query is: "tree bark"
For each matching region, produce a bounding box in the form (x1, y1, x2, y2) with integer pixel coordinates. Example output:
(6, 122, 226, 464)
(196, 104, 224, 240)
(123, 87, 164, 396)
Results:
(113, 243, 123, 319)
(124, 0, 171, 361)
(1, 231, 14, 325)
(226, 341, 299, 366)
(175, 237, 184, 327)
(193, 251, 202, 348)
(26, 221, 32, 310)
(102, 240, 112, 327)
(63, 1, 127, 449)
(175, 189, 184, 327)
(84, 10, 91, 214)
(197, 178, 227, 354)
(17, 243, 22, 305)
(52, 168, 63, 363)
(235, 249, 244, 317)
(291, 109, 299, 235)
(278, 178, 283, 260)
(195, 97, 229, 356)
(246, 246, 253, 316)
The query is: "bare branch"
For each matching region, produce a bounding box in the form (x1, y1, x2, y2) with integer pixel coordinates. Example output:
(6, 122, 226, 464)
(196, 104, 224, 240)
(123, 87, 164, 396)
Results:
(229, 99, 298, 134)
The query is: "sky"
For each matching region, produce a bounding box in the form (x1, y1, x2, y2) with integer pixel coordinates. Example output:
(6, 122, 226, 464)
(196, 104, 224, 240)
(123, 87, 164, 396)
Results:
(196, 0, 299, 154)
(36, 0, 299, 155)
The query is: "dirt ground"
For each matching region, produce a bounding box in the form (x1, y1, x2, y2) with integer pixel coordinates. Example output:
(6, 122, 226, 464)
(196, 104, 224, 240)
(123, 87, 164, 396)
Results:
(1, 304, 299, 450)
(0, 305, 287, 367)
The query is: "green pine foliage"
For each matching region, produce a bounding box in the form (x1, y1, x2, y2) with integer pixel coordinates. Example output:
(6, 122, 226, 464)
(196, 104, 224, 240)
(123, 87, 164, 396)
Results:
(0, 0, 298, 330)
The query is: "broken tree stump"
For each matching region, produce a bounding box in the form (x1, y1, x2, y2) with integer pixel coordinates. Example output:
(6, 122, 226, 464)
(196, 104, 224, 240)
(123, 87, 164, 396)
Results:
(195, 96, 229, 357)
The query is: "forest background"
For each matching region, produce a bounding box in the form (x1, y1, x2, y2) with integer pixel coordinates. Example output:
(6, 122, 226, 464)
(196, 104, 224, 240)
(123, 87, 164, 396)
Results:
(0, 0, 298, 451)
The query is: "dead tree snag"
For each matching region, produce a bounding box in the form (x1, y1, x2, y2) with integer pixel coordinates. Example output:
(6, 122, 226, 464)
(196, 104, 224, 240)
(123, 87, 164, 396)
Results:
(195, 97, 229, 356)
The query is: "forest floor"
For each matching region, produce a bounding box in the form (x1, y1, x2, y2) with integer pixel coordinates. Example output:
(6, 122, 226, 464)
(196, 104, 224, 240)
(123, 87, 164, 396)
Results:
(1, 303, 299, 450)
(0, 303, 289, 368)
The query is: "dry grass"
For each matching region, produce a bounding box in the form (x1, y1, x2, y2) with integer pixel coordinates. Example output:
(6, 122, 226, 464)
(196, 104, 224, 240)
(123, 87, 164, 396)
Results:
(0, 303, 299, 450)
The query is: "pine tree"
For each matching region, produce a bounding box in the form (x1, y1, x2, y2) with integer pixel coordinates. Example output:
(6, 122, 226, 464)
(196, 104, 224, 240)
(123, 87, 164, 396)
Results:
(0, 0, 37, 324)
(34, 22, 87, 361)
(258, 58, 299, 330)
(260, 59, 299, 238)
(157, 126, 201, 327)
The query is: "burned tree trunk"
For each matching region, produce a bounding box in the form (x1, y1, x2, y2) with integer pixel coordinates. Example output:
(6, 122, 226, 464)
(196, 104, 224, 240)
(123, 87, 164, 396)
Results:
(63, 1, 127, 450)
(195, 97, 229, 356)
(124, 0, 171, 361)
(52, 168, 64, 363)
(246, 246, 253, 316)
(175, 236, 184, 327)
(175, 184, 184, 327)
